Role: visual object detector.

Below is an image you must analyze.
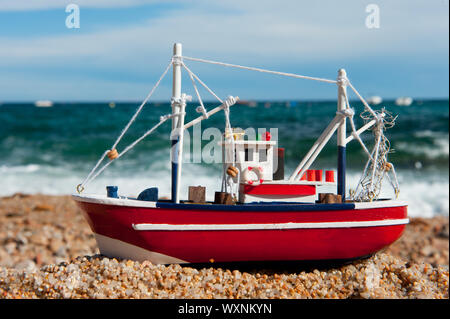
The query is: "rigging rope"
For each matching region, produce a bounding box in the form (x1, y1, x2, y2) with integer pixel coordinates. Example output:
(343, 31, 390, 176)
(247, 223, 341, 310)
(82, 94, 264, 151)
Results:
(346, 81, 378, 120)
(182, 63, 223, 103)
(221, 97, 239, 199)
(342, 89, 373, 160)
(78, 113, 183, 193)
(185, 65, 208, 119)
(111, 59, 173, 150)
(77, 60, 173, 193)
(182, 56, 337, 84)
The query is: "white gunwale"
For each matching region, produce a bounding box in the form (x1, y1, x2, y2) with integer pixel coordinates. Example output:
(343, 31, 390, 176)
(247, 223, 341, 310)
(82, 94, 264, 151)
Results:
(72, 193, 407, 210)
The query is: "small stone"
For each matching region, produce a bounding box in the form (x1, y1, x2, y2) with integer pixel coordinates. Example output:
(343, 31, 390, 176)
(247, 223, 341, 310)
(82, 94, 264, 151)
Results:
(16, 233, 28, 245)
(29, 233, 48, 246)
(33, 204, 54, 212)
(437, 225, 449, 239)
(15, 260, 37, 272)
(4, 242, 16, 254)
(420, 246, 434, 257)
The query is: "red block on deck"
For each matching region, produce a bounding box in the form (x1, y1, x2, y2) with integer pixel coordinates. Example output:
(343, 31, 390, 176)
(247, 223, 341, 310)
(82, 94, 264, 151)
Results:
(326, 170, 335, 183)
(307, 170, 316, 181)
(315, 170, 323, 182)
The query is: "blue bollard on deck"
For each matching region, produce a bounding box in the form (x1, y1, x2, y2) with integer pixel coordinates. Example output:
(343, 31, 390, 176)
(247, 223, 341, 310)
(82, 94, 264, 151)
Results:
(106, 186, 118, 198)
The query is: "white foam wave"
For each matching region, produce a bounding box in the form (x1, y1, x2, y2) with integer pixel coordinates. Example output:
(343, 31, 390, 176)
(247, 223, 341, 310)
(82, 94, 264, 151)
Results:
(0, 164, 41, 173)
(395, 134, 449, 159)
(414, 130, 446, 138)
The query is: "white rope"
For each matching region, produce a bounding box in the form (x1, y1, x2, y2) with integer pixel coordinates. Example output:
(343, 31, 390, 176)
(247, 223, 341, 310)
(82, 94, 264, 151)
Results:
(342, 89, 374, 160)
(182, 56, 337, 84)
(222, 100, 239, 198)
(80, 113, 182, 190)
(77, 60, 173, 192)
(182, 61, 238, 197)
(182, 63, 223, 103)
(370, 131, 383, 191)
(353, 145, 376, 198)
(185, 66, 208, 119)
(346, 81, 379, 120)
(111, 59, 173, 150)
(388, 163, 400, 198)
(79, 150, 108, 188)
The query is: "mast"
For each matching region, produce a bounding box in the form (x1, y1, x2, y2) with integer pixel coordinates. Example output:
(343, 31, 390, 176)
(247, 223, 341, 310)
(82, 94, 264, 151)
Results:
(171, 43, 186, 204)
(337, 68, 348, 201)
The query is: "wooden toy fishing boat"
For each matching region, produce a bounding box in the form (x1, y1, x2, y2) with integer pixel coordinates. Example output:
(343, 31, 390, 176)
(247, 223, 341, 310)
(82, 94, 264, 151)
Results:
(73, 43, 408, 264)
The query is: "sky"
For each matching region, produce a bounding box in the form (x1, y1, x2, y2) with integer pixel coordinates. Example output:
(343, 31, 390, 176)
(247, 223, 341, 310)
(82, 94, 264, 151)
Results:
(0, 0, 448, 102)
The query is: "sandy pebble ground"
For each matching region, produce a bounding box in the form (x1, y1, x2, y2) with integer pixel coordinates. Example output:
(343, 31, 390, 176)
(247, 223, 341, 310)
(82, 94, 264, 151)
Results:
(0, 194, 448, 299)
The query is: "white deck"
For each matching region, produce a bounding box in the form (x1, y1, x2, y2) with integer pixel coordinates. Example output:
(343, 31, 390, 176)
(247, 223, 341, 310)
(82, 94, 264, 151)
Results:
(72, 193, 157, 208)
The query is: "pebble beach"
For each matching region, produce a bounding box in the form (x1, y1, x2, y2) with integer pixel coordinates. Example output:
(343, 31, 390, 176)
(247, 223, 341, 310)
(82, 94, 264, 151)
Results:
(0, 194, 448, 299)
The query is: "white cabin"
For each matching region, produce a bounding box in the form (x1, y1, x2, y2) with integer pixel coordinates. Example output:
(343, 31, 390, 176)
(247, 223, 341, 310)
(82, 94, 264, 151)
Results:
(221, 134, 334, 204)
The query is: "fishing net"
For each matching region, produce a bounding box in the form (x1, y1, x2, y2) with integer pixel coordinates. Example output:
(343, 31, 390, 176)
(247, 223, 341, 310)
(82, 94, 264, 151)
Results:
(350, 108, 400, 202)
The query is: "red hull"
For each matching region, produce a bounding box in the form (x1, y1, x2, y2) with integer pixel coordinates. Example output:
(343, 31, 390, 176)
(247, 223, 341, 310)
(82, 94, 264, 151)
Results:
(74, 196, 408, 263)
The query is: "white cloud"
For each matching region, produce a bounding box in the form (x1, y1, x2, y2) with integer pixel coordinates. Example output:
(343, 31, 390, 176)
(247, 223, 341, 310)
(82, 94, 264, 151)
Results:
(0, 0, 170, 11)
(0, 0, 447, 63)
(0, 0, 447, 100)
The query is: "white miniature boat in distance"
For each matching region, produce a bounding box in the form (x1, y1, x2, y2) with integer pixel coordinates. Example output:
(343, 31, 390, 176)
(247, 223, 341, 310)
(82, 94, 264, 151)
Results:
(34, 100, 54, 107)
(367, 96, 382, 105)
(395, 97, 413, 106)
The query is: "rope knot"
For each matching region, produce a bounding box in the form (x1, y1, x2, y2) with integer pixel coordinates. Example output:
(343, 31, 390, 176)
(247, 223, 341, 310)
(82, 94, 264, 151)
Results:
(160, 114, 170, 122)
(107, 149, 119, 160)
(196, 106, 209, 118)
(224, 96, 236, 108)
(337, 73, 348, 87)
(181, 93, 192, 103)
(343, 108, 355, 117)
(171, 94, 192, 106)
(171, 97, 181, 105)
(337, 108, 354, 118)
(172, 55, 183, 66)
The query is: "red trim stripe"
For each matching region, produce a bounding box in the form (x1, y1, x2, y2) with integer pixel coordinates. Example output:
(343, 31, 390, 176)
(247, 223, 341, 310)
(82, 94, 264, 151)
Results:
(243, 184, 316, 195)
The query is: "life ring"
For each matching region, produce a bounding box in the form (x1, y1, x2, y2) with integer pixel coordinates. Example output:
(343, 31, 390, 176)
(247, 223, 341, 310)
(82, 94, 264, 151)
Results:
(243, 166, 264, 185)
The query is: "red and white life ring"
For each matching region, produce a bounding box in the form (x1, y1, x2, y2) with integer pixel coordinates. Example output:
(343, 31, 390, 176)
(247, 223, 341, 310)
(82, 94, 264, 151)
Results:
(243, 166, 264, 185)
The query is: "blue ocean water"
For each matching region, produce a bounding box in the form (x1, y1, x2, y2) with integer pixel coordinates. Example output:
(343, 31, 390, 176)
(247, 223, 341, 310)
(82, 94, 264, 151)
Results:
(0, 99, 448, 217)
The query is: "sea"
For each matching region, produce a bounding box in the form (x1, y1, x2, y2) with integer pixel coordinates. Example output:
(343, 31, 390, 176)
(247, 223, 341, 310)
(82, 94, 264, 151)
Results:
(0, 99, 448, 218)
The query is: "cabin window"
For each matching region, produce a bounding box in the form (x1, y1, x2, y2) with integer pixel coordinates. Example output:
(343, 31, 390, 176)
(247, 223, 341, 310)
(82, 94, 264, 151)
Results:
(258, 148, 268, 162)
(244, 148, 254, 162)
